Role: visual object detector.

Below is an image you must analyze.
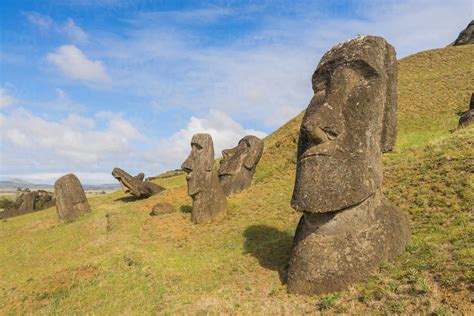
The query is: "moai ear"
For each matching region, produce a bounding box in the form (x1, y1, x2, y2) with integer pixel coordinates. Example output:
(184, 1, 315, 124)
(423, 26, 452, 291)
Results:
(244, 141, 263, 169)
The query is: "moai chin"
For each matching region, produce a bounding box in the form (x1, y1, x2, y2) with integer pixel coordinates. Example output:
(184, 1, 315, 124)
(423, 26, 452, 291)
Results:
(218, 135, 264, 196)
(54, 173, 91, 222)
(287, 35, 411, 295)
(181, 133, 227, 224)
(112, 168, 165, 198)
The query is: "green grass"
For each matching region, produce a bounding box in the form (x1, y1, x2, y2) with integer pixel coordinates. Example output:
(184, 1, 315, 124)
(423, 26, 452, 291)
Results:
(1, 45, 473, 314)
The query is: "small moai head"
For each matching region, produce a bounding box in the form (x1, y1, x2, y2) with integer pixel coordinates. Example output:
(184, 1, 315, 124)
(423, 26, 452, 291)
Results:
(181, 133, 215, 196)
(218, 135, 264, 195)
(219, 135, 264, 176)
(291, 35, 398, 214)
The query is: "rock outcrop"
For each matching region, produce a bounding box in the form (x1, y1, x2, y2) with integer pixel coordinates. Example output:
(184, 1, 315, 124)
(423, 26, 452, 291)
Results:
(453, 20, 474, 46)
(181, 133, 227, 224)
(54, 173, 91, 222)
(458, 93, 474, 128)
(218, 135, 264, 196)
(112, 168, 165, 198)
(287, 35, 411, 295)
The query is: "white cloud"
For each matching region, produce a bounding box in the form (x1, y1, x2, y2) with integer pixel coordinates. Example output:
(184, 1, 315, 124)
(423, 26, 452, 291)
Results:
(23, 11, 52, 30)
(143, 110, 267, 172)
(96, 0, 471, 128)
(0, 108, 265, 183)
(47, 45, 110, 82)
(24, 12, 88, 43)
(60, 18, 89, 43)
(0, 88, 17, 108)
(0, 108, 141, 164)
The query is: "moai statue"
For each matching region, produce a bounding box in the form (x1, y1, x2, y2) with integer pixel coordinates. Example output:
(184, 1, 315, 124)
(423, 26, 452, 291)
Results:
(16, 190, 39, 212)
(458, 93, 474, 128)
(181, 133, 227, 224)
(54, 173, 91, 222)
(218, 135, 264, 196)
(287, 36, 411, 295)
(112, 168, 165, 198)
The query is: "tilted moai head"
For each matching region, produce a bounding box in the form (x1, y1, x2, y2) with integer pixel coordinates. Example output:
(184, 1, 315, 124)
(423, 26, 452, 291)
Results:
(218, 135, 264, 195)
(54, 173, 91, 222)
(181, 133, 226, 223)
(112, 168, 164, 198)
(291, 35, 397, 214)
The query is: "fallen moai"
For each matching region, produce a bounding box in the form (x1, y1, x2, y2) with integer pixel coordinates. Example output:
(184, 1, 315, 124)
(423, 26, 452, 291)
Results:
(181, 133, 227, 224)
(218, 135, 264, 196)
(54, 173, 91, 222)
(0, 189, 55, 219)
(112, 168, 165, 198)
(287, 35, 411, 295)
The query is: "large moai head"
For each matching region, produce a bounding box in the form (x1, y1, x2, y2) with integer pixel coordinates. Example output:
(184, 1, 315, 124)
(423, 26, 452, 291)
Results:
(218, 135, 264, 195)
(54, 173, 91, 222)
(181, 133, 215, 196)
(112, 168, 164, 198)
(181, 133, 227, 224)
(291, 35, 397, 214)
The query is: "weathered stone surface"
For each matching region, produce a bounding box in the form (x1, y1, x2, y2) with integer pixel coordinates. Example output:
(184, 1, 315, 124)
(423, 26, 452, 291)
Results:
(149, 202, 176, 216)
(17, 191, 38, 212)
(288, 36, 410, 295)
(0, 188, 55, 219)
(15, 189, 55, 212)
(218, 135, 264, 196)
(54, 173, 91, 222)
(458, 93, 474, 128)
(112, 168, 165, 198)
(181, 133, 226, 224)
(453, 20, 474, 46)
(36, 190, 55, 209)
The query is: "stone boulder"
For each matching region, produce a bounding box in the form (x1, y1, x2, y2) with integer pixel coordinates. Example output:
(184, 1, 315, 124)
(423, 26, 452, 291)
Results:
(453, 20, 474, 46)
(149, 202, 176, 216)
(458, 93, 474, 128)
(218, 135, 264, 196)
(54, 173, 91, 222)
(14, 189, 55, 213)
(288, 35, 410, 295)
(112, 168, 165, 198)
(181, 133, 227, 224)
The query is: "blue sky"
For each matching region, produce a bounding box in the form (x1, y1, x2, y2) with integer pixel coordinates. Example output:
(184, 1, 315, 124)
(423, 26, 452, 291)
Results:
(0, 0, 472, 184)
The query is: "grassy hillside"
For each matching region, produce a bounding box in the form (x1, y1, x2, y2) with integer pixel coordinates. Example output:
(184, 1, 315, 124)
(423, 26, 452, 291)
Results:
(1, 45, 473, 314)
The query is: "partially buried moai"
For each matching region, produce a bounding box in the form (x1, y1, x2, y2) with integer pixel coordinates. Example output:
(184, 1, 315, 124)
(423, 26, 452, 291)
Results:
(218, 135, 264, 196)
(287, 36, 411, 295)
(54, 173, 91, 222)
(112, 168, 165, 198)
(181, 133, 227, 224)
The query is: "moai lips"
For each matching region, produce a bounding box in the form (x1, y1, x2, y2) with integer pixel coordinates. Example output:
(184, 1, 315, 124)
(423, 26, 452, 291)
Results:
(218, 135, 264, 196)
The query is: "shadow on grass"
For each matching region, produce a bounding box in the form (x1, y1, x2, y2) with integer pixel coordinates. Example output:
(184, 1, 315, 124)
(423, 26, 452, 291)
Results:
(243, 225, 293, 284)
(180, 205, 192, 213)
(113, 196, 145, 202)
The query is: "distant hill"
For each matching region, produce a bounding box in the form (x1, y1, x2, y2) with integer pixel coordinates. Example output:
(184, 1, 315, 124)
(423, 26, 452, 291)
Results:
(0, 179, 119, 192)
(0, 44, 472, 314)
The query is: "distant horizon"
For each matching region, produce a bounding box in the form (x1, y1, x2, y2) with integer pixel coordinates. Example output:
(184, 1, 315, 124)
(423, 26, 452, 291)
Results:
(0, 174, 122, 186)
